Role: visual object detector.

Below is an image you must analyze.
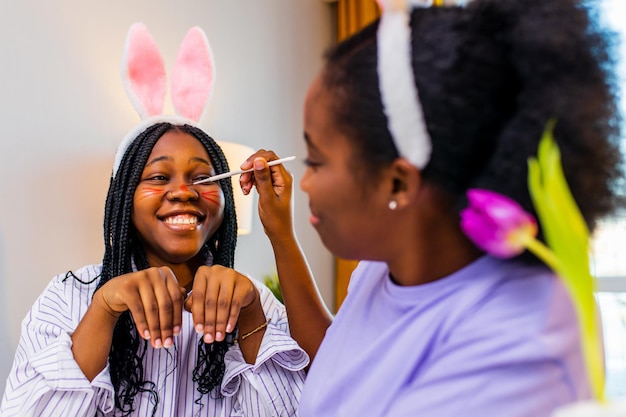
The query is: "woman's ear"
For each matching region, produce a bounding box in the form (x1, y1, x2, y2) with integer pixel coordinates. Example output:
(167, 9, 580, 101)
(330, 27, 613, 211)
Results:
(388, 157, 423, 209)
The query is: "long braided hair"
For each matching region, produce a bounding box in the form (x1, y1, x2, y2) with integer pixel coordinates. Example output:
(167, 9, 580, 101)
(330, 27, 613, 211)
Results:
(94, 122, 238, 415)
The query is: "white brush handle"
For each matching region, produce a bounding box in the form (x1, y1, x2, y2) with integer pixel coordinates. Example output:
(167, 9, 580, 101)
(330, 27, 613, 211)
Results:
(193, 156, 296, 184)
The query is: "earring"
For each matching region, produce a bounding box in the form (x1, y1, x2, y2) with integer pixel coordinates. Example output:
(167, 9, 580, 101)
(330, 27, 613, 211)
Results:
(388, 200, 398, 210)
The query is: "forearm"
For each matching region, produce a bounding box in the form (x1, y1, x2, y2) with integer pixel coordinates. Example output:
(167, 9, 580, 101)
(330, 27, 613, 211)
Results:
(270, 233, 332, 362)
(71, 293, 119, 381)
(246, 152, 332, 360)
(236, 292, 267, 364)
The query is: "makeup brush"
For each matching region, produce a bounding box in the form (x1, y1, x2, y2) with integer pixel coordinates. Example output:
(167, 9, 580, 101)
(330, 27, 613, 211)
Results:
(192, 156, 296, 185)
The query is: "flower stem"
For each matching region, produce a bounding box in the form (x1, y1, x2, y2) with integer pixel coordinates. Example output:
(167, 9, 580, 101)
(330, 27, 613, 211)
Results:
(524, 238, 561, 271)
(525, 237, 605, 402)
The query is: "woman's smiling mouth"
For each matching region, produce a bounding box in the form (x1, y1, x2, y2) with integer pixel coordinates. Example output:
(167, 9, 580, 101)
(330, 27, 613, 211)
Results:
(164, 214, 198, 225)
(160, 213, 206, 230)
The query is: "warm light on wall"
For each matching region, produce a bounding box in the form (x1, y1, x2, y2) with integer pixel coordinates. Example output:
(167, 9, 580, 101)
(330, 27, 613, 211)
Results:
(217, 141, 256, 236)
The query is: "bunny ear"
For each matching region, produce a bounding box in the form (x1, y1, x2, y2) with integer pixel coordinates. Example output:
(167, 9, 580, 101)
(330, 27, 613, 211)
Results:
(171, 27, 215, 122)
(121, 22, 167, 119)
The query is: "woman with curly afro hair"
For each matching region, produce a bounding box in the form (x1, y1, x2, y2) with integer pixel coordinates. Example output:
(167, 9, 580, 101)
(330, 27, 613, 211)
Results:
(241, 0, 626, 416)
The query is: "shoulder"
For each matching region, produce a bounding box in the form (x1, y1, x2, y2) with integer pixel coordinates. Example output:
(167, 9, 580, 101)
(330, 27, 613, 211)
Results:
(473, 257, 568, 320)
(48, 264, 103, 292)
(441, 257, 577, 356)
(37, 264, 103, 308)
(23, 264, 103, 328)
(411, 259, 587, 410)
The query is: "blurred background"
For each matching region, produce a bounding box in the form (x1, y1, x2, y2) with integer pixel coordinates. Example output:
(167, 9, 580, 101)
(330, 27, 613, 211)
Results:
(590, 0, 626, 400)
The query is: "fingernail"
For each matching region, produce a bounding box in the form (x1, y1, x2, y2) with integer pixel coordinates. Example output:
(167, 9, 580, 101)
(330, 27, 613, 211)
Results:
(195, 324, 204, 334)
(164, 337, 173, 348)
(144, 330, 151, 339)
(204, 333, 214, 344)
(254, 159, 265, 170)
(226, 323, 233, 333)
(216, 331, 224, 341)
(173, 326, 181, 336)
(154, 338, 163, 349)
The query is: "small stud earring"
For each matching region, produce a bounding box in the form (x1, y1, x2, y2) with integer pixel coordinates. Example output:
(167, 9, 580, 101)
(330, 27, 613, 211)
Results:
(388, 200, 398, 210)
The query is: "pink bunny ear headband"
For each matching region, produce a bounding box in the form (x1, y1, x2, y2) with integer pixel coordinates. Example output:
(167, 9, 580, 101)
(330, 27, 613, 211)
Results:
(376, 0, 468, 169)
(113, 22, 215, 177)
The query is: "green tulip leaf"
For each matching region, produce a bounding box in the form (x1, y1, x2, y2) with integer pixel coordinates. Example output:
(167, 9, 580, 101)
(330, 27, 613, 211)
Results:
(527, 119, 604, 402)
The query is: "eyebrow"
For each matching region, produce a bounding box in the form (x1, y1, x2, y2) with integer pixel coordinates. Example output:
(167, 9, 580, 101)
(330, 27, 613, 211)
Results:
(144, 156, 213, 168)
(303, 132, 319, 152)
(189, 156, 212, 166)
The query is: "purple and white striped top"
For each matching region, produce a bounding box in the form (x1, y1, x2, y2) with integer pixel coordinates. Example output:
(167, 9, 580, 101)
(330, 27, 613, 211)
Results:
(0, 264, 308, 416)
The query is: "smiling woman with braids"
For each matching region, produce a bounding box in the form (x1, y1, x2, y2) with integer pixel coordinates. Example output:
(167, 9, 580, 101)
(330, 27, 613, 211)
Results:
(0, 24, 307, 417)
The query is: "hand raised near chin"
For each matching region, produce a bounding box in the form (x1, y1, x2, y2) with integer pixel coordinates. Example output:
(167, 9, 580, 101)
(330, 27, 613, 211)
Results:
(94, 266, 186, 349)
(185, 265, 259, 344)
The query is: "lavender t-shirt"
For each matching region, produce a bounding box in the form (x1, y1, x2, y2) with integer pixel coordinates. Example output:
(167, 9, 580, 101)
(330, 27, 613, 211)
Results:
(298, 256, 591, 417)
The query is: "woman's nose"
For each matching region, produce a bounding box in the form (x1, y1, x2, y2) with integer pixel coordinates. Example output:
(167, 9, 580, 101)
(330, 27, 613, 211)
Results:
(167, 183, 199, 201)
(300, 170, 310, 193)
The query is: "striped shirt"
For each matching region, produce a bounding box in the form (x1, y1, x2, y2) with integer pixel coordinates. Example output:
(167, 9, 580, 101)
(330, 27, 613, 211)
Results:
(0, 264, 308, 416)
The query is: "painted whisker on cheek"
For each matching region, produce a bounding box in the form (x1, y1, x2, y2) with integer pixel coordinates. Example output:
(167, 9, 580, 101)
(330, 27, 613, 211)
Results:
(137, 188, 166, 200)
(200, 190, 221, 205)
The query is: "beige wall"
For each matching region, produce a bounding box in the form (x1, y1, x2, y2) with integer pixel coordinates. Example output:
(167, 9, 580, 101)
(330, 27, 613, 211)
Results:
(0, 0, 335, 392)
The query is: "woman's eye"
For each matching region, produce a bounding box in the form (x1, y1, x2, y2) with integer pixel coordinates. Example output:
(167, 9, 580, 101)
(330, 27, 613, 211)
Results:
(303, 158, 322, 169)
(144, 175, 169, 182)
(193, 174, 213, 183)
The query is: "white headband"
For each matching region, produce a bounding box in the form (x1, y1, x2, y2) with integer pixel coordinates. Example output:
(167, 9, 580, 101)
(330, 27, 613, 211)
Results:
(376, 0, 472, 168)
(113, 23, 216, 177)
(376, 0, 433, 169)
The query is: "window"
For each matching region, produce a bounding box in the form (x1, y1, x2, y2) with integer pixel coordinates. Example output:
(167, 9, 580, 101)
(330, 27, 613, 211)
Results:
(593, 216, 626, 399)
(591, 0, 626, 400)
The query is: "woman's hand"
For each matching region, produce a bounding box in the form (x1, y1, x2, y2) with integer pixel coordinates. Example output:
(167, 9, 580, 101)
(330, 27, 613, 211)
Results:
(94, 266, 185, 349)
(239, 150, 295, 241)
(184, 265, 259, 344)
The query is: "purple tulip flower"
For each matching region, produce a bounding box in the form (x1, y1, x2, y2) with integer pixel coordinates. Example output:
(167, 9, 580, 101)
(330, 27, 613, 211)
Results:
(460, 189, 538, 258)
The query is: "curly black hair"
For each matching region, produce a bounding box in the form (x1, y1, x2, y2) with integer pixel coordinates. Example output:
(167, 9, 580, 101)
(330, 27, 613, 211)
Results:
(94, 122, 238, 416)
(321, 0, 624, 234)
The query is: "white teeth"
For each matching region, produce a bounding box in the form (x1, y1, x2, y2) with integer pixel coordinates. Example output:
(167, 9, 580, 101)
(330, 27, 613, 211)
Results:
(164, 215, 198, 225)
